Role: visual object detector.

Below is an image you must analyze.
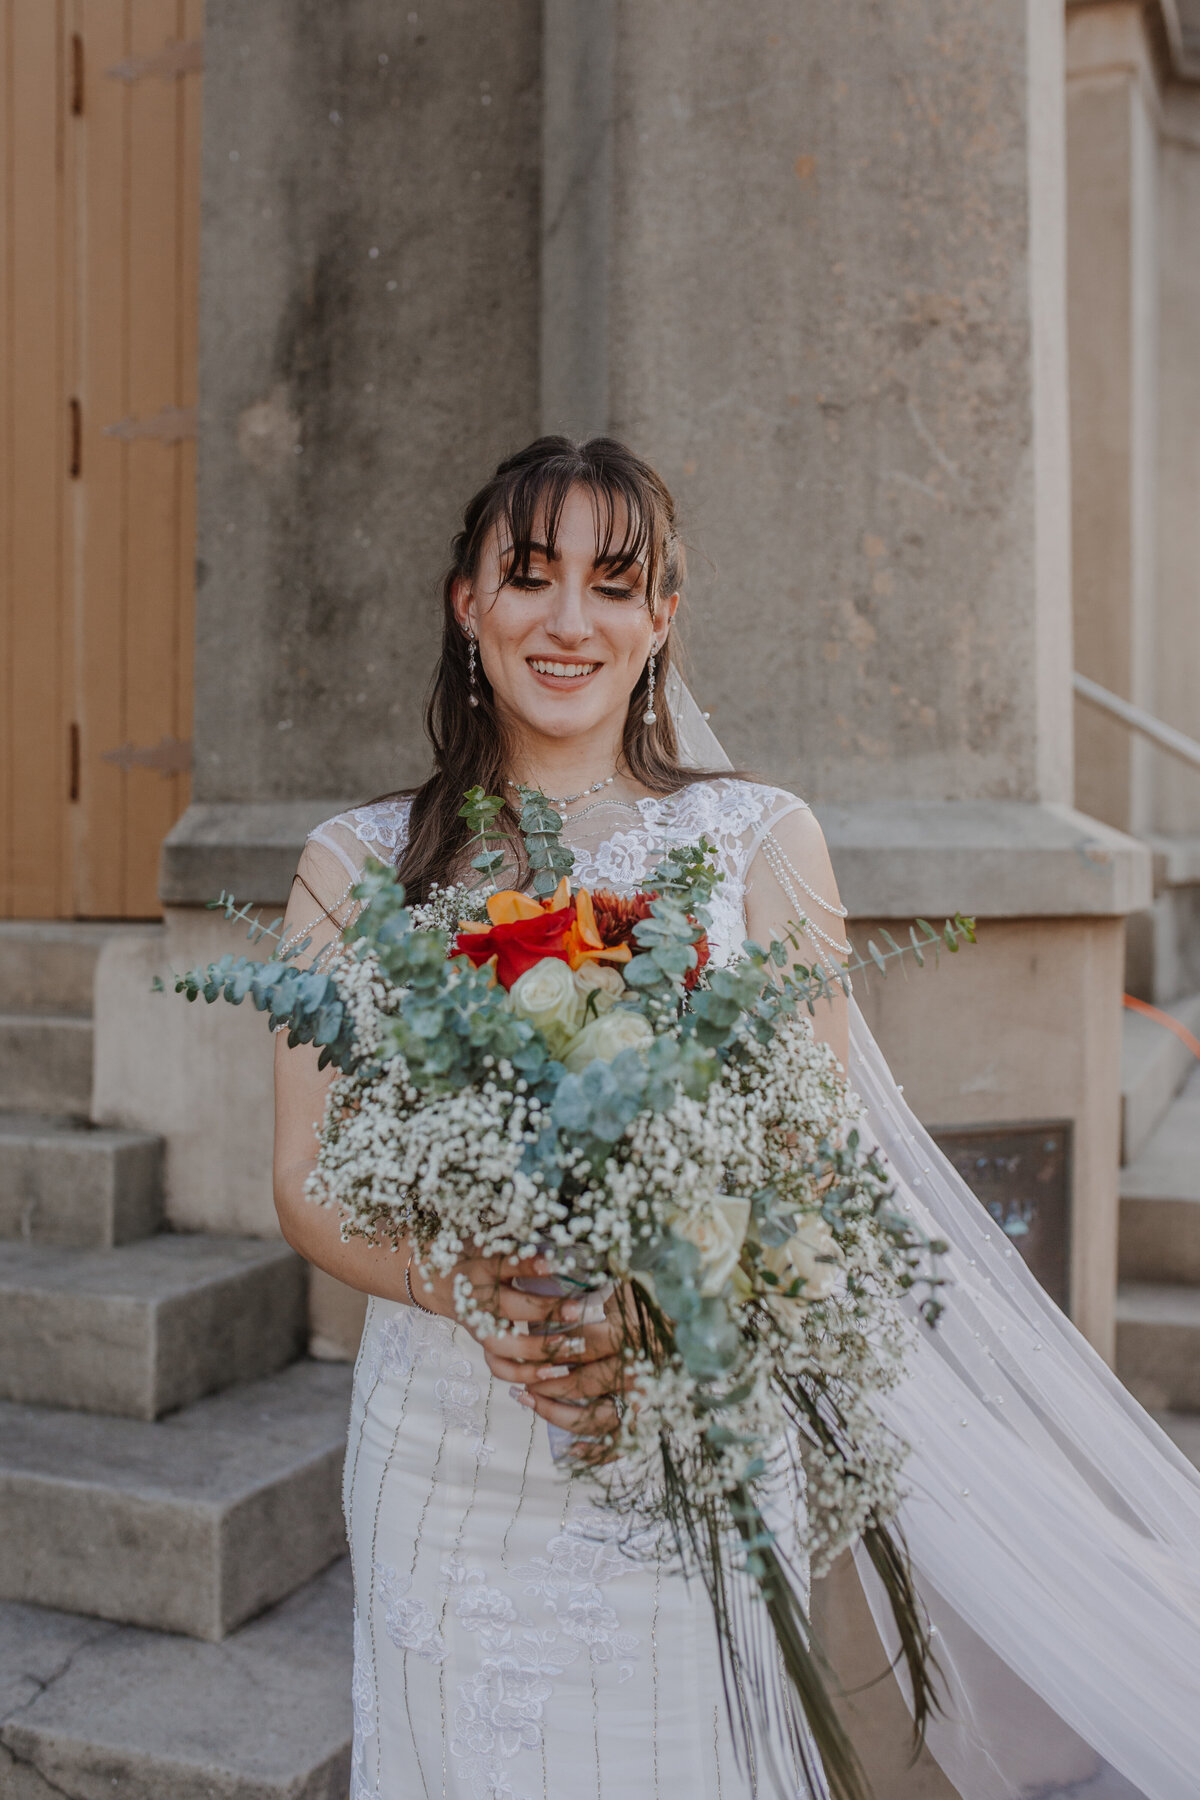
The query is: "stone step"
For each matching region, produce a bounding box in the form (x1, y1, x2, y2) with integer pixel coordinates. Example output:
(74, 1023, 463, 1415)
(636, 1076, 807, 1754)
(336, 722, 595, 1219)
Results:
(1115, 1282, 1200, 1412)
(0, 1116, 162, 1247)
(1120, 993, 1200, 1166)
(0, 1359, 352, 1639)
(1119, 1063, 1200, 1283)
(0, 1014, 93, 1115)
(0, 1234, 306, 1418)
(0, 921, 132, 1018)
(0, 1558, 352, 1800)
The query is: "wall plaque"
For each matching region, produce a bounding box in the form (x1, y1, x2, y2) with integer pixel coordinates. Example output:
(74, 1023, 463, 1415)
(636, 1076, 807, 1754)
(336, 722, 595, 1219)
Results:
(929, 1121, 1072, 1311)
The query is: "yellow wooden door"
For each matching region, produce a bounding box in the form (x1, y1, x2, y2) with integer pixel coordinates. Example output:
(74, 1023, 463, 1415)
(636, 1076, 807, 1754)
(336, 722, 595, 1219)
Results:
(0, 0, 200, 919)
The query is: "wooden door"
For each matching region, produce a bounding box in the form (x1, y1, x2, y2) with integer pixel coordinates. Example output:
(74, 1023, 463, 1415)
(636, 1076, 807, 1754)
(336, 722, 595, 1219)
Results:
(0, 0, 201, 919)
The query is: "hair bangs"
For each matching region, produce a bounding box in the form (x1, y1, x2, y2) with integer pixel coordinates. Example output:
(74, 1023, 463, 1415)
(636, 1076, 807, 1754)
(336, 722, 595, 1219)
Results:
(493, 451, 658, 604)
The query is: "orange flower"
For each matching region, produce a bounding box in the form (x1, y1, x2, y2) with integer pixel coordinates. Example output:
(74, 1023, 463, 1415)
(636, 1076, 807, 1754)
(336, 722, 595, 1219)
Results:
(484, 889, 547, 925)
(564, 886, 631, 971)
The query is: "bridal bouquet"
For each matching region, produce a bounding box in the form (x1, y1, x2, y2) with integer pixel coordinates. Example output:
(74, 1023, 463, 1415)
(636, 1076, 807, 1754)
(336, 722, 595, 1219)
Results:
(172, 788, 971, 1800)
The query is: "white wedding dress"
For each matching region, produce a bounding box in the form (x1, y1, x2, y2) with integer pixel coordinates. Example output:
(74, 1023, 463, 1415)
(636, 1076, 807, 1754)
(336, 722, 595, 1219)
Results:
(310, 779, 824, 1800)
(301, 760, 1200, 1800)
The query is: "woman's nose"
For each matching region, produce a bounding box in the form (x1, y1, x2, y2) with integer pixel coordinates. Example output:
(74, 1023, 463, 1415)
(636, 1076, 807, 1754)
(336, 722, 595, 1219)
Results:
(544, 580, 591, 644)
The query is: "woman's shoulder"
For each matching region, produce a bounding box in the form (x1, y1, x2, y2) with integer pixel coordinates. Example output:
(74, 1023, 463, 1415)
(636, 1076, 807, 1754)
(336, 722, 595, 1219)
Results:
(305, 794, 414, 881)
(666, 775, 810, 838)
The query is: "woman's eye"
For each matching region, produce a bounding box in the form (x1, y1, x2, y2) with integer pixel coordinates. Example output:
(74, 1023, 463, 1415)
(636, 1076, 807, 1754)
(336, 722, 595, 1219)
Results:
(596, 585, 638, 601)
(505, 575, 549, 592)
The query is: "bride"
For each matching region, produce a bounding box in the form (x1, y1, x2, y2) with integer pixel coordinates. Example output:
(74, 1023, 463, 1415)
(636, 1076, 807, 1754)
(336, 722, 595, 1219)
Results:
(272, 436, 1200, 1800)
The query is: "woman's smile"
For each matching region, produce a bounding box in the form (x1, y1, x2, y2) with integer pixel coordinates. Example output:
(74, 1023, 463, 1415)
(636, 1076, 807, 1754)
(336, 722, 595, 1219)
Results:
(526, 656, 604, 685)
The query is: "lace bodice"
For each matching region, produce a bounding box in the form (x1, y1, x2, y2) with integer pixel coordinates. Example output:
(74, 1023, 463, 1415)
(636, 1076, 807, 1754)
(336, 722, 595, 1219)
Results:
(307, 778, 810, 964)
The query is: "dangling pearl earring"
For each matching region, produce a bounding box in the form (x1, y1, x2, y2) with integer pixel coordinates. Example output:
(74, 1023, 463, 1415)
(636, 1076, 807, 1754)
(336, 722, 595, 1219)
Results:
(643, 647, 657, 725)
(467, 630, 479, 707)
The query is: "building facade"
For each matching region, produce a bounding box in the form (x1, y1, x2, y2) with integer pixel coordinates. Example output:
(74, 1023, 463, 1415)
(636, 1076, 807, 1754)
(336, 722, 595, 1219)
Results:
(3, 2, 1200, 1791)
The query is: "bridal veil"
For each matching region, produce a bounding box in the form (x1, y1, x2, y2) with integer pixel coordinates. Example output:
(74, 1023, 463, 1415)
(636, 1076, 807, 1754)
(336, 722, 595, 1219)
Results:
(667, 668, 1200, 1800)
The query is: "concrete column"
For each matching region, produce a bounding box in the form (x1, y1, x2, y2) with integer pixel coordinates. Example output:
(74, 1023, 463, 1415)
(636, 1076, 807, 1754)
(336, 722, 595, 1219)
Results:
(1065, 4, 1161, 840)
(591, 0, 1147, 1352)
(162, 0, 542, 897)
(607, 0, 1075, 814)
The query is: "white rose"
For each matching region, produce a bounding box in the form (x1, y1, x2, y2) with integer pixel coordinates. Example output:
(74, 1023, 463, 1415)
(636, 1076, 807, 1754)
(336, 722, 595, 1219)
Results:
(761, 1214, 843, 1309)
(562, 1007, 653, 1073)
(507, 955, 586, 1056)
(573, 960, 626, 1015)
(668, 1194, 751, 1297)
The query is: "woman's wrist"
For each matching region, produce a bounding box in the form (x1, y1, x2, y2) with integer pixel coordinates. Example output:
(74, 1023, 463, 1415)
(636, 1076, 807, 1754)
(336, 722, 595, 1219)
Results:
(405, 1254, 443, 1316)
(404, 1249, 446, 1316)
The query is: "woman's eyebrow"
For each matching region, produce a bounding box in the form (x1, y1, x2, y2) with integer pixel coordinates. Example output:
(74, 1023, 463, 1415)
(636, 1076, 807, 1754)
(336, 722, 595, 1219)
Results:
(498, 540, 553, 562)
(595, 552, 645, 575)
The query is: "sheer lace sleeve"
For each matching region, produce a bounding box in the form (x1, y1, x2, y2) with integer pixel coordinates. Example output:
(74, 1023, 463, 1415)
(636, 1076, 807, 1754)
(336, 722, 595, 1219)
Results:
(279, 799, 414, 971)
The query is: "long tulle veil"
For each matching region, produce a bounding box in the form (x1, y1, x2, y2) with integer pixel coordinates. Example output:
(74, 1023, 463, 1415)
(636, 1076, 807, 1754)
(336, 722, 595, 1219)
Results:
(667, 669, 1200, 1799)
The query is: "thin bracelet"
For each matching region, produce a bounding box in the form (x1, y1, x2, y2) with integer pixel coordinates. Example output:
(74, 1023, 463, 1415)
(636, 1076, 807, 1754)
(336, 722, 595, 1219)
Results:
(405, 1257, 439, 1316)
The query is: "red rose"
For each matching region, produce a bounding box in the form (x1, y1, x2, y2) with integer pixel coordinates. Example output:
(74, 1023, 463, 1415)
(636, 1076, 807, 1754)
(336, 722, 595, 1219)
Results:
(454, 905, 578, 990)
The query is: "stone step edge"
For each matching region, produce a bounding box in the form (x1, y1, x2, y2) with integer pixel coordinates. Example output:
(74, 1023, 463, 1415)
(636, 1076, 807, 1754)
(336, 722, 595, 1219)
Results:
(0, 1361, 353, 1639)
(0, 1559, 352, 1800)
(0, 1235, 306, 1419)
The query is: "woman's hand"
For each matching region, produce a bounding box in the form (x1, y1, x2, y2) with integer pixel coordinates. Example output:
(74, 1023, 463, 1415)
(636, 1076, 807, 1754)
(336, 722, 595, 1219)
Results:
(419, 1248, 634, 1459)
(484, 1278, 636, 1463)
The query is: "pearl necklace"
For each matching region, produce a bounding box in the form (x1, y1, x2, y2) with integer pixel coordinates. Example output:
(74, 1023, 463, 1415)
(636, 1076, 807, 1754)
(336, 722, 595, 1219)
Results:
(506, 773, 617, 809)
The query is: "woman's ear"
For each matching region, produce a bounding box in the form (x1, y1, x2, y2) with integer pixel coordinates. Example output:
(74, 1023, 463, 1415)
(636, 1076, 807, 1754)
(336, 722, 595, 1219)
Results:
(653, 589, 680, 651)
(451, 575, 475, 637)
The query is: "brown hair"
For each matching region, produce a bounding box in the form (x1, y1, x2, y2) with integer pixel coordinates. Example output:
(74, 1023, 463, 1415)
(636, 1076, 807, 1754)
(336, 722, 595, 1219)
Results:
(393, 435, 729, 903)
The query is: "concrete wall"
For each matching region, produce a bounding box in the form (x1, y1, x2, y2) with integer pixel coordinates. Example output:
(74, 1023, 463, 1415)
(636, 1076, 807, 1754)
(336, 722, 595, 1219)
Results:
(190, 0, 541, 815)
(91, 908, 369, 1359)
(852, 914, 1125, 1357)
(1154, 82, 1200, 840)
(1145, 80, 1200, 996)
(123, 0, 1157, 1373)
(1064, 6, 1200, 1002)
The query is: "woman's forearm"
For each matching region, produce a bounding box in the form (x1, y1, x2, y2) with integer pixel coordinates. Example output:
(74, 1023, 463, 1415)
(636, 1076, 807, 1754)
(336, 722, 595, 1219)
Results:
(275, 1165, 416, 1304)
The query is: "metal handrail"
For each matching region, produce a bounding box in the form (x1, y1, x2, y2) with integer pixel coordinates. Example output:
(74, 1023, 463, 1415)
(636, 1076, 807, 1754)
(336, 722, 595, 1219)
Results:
(1073, 672, 1200, 774)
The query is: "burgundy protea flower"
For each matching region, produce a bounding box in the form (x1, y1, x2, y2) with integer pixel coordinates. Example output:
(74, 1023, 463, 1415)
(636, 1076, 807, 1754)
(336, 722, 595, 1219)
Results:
(590, 889, 710, 989)
(590, 890, 654, 950)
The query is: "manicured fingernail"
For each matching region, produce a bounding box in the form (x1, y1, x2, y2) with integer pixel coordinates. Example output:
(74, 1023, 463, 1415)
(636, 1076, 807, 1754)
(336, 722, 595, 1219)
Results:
(537, 1364, 571, 1380)
(508, 1384, 526, 1399)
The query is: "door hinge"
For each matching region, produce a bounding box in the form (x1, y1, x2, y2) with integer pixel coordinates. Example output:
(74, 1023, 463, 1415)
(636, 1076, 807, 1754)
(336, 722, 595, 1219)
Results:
(68, 398, 81, 477)
(68, 723, 81, 803)
(70, 33, 84, 115)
